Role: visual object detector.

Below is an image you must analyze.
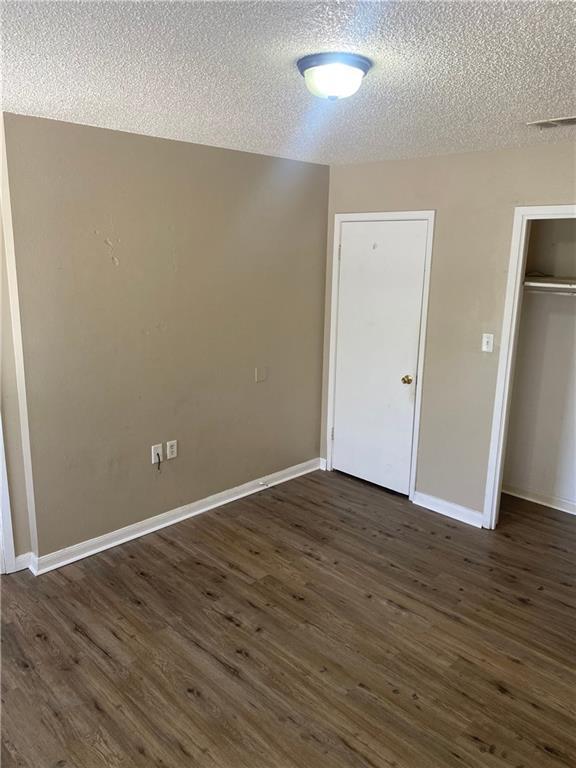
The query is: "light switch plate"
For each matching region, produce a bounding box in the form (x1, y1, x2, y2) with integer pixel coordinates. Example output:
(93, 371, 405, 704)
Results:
(481, 333, 494, 353)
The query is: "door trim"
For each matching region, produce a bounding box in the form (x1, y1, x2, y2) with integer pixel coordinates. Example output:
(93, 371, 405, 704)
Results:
(1, 115, 39, 558)
(1, 409, 17, 573)
(326, 210, 435, 500)
(483, 203, 576, 529)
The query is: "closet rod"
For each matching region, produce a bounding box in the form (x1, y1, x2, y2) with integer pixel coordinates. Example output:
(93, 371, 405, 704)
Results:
(523, 278, 576, 295)
(524, 288, 576, 296)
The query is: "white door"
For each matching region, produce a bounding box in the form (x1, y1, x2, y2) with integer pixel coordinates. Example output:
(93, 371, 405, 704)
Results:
(332, 218, 429, 494)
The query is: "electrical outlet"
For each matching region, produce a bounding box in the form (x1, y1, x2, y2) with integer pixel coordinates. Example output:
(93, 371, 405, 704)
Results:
(254, 366, 268, 383)
(166, 440, 178, 460)
(151, 443, 163, 465)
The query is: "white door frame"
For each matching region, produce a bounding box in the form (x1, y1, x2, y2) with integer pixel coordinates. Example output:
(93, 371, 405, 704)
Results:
(483, 203, 576, 529)
(326, 210, 435, 500)
(1, 412, 17, 573)
(1, 114, 39, 568)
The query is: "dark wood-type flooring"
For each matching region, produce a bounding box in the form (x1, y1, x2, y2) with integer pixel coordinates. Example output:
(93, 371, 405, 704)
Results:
(2, 471, 575, 767)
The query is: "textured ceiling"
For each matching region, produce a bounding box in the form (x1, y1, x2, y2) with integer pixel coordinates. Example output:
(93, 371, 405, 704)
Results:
(2, 1, 575, 164)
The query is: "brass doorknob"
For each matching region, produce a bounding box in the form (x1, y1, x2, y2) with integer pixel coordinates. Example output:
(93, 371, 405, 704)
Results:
(401, 374, 413, 385)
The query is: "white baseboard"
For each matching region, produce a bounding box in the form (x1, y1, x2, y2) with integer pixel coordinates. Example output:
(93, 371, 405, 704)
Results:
(10, 552, 33, 572)
(503, 486, 576, 516)
(30, 458, 322, 576)
(412, 491, 483, 528)
(319, 457, 327, 471)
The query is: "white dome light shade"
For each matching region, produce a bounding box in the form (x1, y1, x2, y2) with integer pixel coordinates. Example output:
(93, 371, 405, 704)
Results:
(304, 63, 364, 100)
(297, 52, 372, 100)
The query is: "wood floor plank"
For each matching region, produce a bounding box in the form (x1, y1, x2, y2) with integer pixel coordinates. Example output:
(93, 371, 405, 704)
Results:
(2, 471, 575, 767)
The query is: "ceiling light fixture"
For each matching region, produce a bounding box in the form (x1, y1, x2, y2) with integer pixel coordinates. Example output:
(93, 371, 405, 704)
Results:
(297, 52, 372, 100)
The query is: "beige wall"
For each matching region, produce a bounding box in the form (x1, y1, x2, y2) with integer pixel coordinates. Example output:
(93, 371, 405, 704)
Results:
(4, 113, 328, 556)
(1, 214, 31, 556)
(504, 219, 576, 510)
(327, 141, 576, 512)
(4, 112, 575, 560)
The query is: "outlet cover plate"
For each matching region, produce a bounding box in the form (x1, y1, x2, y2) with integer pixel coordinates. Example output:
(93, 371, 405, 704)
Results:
(166, 440, 178, 460)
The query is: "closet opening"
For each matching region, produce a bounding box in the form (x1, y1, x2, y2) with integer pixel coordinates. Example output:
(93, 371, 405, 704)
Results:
(502, 217, 575, 522)
(484, 205, 576, 529)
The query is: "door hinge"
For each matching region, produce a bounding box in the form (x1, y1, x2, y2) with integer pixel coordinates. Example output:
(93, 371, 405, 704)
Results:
(331, 427, 335, 441)
(338, 243, 341, 263)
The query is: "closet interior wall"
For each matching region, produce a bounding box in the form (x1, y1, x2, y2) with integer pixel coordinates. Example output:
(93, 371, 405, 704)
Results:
(503, 219, 576, 515)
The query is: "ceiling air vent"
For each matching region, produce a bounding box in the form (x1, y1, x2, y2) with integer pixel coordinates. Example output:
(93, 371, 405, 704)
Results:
(526, 115, 576, 129)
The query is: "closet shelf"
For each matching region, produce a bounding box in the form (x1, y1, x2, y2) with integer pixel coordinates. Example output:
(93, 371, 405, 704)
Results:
(524, 276, 576, 294)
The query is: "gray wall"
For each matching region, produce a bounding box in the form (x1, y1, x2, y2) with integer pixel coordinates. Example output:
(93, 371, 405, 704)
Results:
(4, 114, 329, 556)
(327, 140, 576, 512)
(4, 111, 575, 559)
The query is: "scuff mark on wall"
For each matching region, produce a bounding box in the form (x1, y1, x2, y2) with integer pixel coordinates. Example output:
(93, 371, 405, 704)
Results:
(103, 236, 120, 266)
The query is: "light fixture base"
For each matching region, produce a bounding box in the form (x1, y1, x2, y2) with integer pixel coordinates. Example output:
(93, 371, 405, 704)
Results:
(296, 52, 372, 77)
